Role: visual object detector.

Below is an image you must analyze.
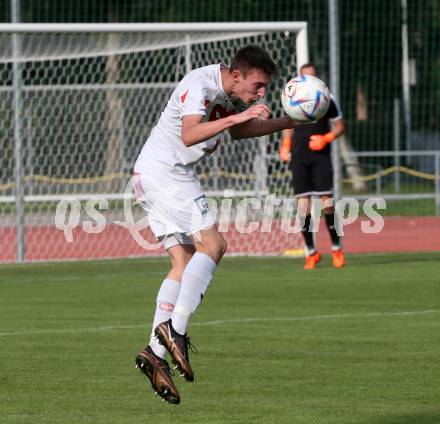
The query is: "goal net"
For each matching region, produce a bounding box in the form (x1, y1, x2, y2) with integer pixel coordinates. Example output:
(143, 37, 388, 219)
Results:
(0, 23, 309, 262)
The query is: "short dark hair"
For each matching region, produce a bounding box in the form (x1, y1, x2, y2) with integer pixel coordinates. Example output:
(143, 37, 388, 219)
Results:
(231, 45, 278, 77)
(300, 63, 319, 74)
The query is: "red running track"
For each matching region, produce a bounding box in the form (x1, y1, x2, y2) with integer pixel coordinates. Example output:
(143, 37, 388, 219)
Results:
(1, 217, 439, 262)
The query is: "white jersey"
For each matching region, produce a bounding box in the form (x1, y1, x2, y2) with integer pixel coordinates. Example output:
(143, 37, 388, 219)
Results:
(134, 63, 241, 173)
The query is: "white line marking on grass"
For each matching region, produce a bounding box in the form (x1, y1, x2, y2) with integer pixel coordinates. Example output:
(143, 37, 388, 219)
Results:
(1, 309, 439, 337)
(2, 275, 99, 284)
(191, 309, 440, 326)
(1, 271, 165, 285)
(0, 324, 145, 337)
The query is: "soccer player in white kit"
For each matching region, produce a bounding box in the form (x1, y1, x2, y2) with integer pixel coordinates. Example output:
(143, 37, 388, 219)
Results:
(134, 46, 304, 404)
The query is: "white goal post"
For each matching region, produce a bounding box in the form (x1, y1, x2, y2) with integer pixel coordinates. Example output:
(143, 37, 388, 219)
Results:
(0, 22, 309, 262)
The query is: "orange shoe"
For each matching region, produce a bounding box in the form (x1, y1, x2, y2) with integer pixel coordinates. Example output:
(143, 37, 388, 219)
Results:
(332, 249, 345, 268)
(304, 252, 321, 270)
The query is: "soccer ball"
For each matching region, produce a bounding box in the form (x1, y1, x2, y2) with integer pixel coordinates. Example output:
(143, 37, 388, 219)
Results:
(281, 75, 331, 122)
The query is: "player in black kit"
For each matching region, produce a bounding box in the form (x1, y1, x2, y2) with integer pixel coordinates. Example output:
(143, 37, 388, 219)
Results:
(279, 63, 346, 269)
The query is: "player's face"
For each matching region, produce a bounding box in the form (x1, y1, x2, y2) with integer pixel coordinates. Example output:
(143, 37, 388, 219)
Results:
(232, 68, 271, 104)
(300, 66, 317, 77)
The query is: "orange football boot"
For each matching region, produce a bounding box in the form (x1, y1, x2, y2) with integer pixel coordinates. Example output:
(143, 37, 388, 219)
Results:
(332, 249, 345, 268)
(304, 252, 321, 270)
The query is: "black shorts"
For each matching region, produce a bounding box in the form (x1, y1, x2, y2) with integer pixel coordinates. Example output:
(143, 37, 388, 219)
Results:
(291, 157, 333, 196)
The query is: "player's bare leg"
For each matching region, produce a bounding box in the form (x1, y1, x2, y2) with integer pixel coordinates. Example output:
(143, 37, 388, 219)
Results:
(156, 226, 226, 382)
(166, 243, 197, 280)
(320, 195, 345, 268)
(298, 196, 320, 269)
(190, 226, 227, 264)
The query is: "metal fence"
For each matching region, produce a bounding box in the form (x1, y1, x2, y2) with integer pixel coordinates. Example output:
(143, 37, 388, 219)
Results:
(1, 0, 439, 261)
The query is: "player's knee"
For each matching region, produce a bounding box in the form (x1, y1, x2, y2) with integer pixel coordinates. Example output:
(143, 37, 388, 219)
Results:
(320, 196, 334, 213)
(297, 196, 311, 216)
(218, 237, 228, 258)
(202, 236, 227, 263)
(322, 200, 335, 215)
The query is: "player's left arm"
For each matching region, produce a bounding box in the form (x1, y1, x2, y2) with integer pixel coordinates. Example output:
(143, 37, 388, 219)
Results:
(229, 115, 303, 140)
(309, 97, 346, 151)
(331, 117, 346, 138)
(309, 117, 345, 151)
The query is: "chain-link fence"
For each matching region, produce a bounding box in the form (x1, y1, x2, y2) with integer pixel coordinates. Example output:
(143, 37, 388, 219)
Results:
(1, 1, 439, 262)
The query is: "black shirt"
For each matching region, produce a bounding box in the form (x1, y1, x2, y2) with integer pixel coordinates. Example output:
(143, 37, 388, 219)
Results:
(290, 96, 342, 163)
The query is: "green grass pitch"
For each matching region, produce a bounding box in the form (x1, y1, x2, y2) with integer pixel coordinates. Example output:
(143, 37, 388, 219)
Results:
(1, 253, 440, 424)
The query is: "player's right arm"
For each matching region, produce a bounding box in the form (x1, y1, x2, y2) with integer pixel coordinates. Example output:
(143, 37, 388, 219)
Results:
(181, 104, 269, 147)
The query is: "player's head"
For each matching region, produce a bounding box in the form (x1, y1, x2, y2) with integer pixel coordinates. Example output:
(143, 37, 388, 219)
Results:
(230, 45, 277, 104)
(300, 63, 319, 77)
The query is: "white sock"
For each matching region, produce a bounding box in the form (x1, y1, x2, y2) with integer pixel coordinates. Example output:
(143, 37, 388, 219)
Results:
(171, 252, 217, 335)
(149, 278, 181, 359)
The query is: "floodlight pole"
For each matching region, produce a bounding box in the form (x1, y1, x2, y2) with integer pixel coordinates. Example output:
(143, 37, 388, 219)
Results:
(329, 0, 341, 204)
(11, 0, 25, 262)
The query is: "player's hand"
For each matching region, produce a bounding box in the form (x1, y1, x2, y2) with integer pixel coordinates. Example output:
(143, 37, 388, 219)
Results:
(308, 132, 336, 151)
(278, 137, 292, 162)
(308, 135, 328, 151)
(233, 104, 270, 125)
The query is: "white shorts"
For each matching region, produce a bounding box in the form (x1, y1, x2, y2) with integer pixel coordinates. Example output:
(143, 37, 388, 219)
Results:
(133, 165, 216, 246)
(159, 232, 194, 250)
